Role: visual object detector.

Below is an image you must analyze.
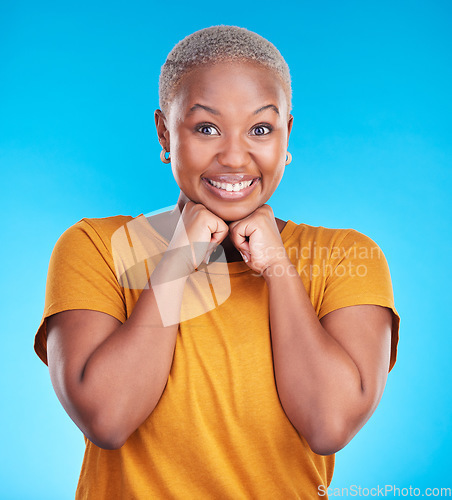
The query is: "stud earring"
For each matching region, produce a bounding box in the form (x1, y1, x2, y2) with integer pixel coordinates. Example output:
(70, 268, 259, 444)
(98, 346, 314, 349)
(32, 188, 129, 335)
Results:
(285, 152, 292, 166)
(160, 149, 171, 164)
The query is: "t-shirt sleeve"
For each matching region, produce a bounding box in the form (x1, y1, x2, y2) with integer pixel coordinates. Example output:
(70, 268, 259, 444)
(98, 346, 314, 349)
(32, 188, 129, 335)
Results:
(34, 219, 127, 365)
(317, 229, 400, 372)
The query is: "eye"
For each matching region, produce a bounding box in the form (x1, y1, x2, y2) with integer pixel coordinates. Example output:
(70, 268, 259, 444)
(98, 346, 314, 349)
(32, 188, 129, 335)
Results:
(251, 124, 272, 136)
(196, 124, 220, 136)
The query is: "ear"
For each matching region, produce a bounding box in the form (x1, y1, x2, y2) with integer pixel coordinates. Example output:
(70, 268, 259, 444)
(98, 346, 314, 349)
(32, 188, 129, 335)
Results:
(155, 109, 170, 151)
(286, 114, 294, 147)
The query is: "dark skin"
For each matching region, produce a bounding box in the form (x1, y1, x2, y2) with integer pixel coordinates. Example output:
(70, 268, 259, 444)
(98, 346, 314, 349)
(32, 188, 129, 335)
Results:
(157, 62, 392, 455)
(154, 60, 291, 262)
(155, 59, 293, 264)
(148, 207, 287, 263)
(218, 218, 287, 262)
(46, 61, 392, 453)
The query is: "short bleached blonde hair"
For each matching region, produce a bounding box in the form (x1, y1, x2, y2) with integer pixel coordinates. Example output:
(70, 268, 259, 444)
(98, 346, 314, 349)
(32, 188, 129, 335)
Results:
(159, 25, 292, 114)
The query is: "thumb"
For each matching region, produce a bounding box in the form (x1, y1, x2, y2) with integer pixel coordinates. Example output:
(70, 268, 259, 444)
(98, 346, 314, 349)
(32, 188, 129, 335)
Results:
(233, 239, 251, 262)
(204, 219, 229, 264)
(208, 218, 229, 248)
(229, 221, 252, 262)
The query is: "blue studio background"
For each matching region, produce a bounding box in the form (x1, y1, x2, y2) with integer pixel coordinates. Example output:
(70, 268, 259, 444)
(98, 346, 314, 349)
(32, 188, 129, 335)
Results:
(1, 1, 451, 498)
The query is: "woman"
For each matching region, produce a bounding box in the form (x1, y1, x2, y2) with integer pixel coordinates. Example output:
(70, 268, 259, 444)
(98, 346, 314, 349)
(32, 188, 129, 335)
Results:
(35, 26, 400, 498)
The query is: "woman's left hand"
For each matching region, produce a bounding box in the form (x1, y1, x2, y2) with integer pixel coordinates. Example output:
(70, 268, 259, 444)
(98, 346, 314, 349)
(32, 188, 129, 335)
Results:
(228, 205, 289, 275)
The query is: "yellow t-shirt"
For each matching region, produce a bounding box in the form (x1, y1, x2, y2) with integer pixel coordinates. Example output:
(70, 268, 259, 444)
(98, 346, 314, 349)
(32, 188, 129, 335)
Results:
(34, 214, 400, 499)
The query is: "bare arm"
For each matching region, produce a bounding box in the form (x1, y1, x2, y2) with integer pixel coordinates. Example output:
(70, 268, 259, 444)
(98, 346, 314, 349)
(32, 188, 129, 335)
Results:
(264, 259, 392, 455)
(47, 203, 228, 450)
(47, 268, 186, 450)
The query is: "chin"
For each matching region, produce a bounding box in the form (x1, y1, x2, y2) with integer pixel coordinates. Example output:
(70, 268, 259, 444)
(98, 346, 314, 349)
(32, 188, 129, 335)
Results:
(209, 204, 258, 223)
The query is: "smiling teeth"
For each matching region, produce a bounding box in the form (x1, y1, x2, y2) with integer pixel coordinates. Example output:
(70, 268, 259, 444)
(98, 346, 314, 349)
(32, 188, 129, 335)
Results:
(208, 179, 253, 191)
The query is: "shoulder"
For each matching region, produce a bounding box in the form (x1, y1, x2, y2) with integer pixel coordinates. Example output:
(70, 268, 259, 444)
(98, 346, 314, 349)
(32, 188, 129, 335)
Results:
(284, 221, 381, 255)
(55, 214, 138, 252)
(68, 214, 136, 238)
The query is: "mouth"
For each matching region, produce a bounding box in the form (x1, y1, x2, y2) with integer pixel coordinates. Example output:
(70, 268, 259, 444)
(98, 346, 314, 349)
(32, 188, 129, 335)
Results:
(201, 176, 260, 199)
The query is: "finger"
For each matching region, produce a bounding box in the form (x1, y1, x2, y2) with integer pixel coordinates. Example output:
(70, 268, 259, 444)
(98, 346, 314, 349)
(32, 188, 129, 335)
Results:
(234, 238, 251, 256)
(203, 219, 229, 263)
(209, 219, 229, 246)
(230, 221, 256, 253)
(229, 220, 247, 244)
(227, 219, 240, 233)
(203, 220, 229, 265)
(239, 250, 250, 263)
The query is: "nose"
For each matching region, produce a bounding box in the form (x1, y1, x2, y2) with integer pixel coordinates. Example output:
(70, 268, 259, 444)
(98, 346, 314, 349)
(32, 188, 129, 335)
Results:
(216, 134, 251, 169)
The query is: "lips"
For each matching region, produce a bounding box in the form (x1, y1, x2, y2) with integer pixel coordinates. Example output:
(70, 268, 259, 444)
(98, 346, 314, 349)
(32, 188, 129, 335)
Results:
(201, 176, 260, 199)
(202, 174, 258, 183)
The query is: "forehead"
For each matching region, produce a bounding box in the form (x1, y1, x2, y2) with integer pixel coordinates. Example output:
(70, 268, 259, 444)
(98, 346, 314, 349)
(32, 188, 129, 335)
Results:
(170, 61, 288, 117)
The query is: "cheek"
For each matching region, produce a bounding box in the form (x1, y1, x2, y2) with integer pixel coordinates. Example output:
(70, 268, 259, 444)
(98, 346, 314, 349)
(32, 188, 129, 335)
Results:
(256, 141, 286, 175)
(259, 148, 286, 195)
(271, 164, 286, 188)
(170, 138, 199, 185)
(172, 134, 211, 173)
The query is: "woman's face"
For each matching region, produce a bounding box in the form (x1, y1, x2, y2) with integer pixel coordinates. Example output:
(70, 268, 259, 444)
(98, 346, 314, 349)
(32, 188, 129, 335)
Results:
(156, 61, 293, 222)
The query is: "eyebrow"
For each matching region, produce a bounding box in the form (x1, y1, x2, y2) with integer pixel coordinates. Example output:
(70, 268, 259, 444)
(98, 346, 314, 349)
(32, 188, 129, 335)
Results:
(187, 103, 280, 117)
(187, 104, 220, 116)
(253, 104, 280, 116)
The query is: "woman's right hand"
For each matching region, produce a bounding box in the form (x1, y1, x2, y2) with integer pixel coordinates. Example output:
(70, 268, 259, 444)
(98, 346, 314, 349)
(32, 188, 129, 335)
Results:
(46, 202, 229, 451)
(166, 201, 229, 272)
